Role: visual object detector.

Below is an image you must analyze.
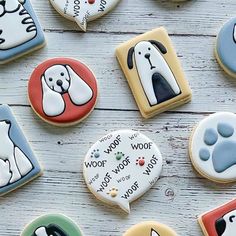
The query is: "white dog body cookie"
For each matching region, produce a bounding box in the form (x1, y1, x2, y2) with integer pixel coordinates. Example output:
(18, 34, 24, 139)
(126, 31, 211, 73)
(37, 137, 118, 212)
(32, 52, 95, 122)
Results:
(189, 112, 236, 183)
(83, 130, 163, 213)
(50, 0, 121, 32)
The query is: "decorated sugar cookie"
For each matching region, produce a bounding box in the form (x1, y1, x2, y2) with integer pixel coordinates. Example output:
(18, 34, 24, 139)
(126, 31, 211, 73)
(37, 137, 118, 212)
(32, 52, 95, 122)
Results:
(198, 199, 236, 236)
(189, 112, 236, 183)
(83, 130, 163, 213)
(21, 214, 83, 236)
(28, 58, 98, 126)
(116, 27, 192, 119)
(215, 17, 236, 78)
(49, 0, 121, 32)
(0, 105, 42, 196)
(0, 0, 45, 64)
(123, 221, 177, 236)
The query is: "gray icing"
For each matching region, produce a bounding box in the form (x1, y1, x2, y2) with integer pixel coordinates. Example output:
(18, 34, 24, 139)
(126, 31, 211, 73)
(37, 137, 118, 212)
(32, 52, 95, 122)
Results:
(199, 123, 236, 173)
(216, 17, 236, 73)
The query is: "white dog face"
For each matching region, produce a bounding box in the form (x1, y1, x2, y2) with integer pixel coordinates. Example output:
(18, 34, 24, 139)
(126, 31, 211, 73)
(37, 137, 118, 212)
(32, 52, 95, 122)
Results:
(41, 64, 93, 117)
(215, 210, 236, 236)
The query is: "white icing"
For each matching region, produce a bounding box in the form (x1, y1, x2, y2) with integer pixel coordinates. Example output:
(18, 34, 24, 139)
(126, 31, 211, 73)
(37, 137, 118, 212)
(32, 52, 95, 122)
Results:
(0, 159, 11, 187)
(0, 0, 37, 50)
(34, 227, 48, 236)
(190, 112, 236, 182)
(234, 24, 236, 42)
(221, 209, 236, 236)
(0, 120, 33, 187)
(41, 64, 93, 117)
(83, 130, 163, 213)
(49, 0, 120, 31)
(133, 41, 180, 106)
(152, 229, 160, 236)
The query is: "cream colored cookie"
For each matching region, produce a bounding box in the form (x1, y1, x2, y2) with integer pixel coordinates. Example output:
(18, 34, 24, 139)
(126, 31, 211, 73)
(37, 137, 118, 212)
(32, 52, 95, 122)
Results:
(116, 27, 192, 119)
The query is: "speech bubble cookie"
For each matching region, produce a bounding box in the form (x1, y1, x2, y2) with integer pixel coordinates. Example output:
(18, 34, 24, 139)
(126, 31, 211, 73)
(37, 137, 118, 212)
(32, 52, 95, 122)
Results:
(83, 130, 163, 213)
(49, 0, 121, 32)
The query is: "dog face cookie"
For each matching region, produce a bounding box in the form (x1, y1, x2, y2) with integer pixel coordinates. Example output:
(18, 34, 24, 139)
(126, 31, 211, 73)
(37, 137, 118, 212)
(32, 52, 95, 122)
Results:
(216, 17, 236, 78)
(123, 221, 177, 236)
(199, 199, 236, 236)
(49, 0, 121, 32)
(28, 58, 98, 126)
(0, 0, 45, 64)
(21, 214, 83, 236)
(83, 130, 163, 213)
(116, 27, 192, 119)
(189, 112, 236, 183)
(0, 105, 42, 196)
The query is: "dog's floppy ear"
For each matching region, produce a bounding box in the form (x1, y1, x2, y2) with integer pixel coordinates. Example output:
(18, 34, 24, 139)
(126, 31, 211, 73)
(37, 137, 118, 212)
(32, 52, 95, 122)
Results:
(150, 228, 160, 236)
(66, 65, 93, 105)
(127, 46, 135, 69)
(149, 40, 167, 54)
(215, 217, 226, 236)
(46, 224, 68, 236)
(41, 75, 65, 117)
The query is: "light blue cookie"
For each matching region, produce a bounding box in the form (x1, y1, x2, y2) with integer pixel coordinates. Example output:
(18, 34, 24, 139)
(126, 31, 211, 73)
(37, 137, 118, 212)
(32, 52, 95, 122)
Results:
(0, 105, 42, 196)
(216, 17, 236, 76)
(0, 0, 45, 64)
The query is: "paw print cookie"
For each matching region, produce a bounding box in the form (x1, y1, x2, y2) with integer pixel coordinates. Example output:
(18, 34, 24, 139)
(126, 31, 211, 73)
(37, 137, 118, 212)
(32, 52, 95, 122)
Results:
(0, 105, 42, 196)
(198, 199, 236, 236)
(21, 214, 83, 236)
(49, 0, 121, 32)
(215, 17, 236, 78)
(0, 0, 45, 64)
(123, 221, 177, 236)
(189, 112, 236, 183)
(28, 58, 98, 126)
(83, 130, 163, 213)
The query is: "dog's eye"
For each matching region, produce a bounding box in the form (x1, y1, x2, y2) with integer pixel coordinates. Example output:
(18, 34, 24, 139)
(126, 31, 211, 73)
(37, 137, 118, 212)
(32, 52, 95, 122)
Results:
(60, 72, 64, 76)
(49, 78, 53, 82)
(138, 52, 141, 55)
(148, 48, 151, 50)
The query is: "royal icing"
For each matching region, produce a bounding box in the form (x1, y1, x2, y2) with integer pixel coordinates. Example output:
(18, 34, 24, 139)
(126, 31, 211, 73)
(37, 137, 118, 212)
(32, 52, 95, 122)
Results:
(189, 112, 236, 183)
(199, 199, 236, 236)
(49, 0, 121, 32)
(83, 130, 163, 213)
(0, 105, 42, 196)
(0, 0, 45, 64)
(28, 58, 98, 126)
(123, 221, 177, 236)
(116, 27, 192, 119)
(21, 214, 83, 236)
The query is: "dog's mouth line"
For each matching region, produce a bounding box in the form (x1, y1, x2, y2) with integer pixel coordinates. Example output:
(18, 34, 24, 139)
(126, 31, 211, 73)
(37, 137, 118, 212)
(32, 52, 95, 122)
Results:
(146, 57, 156, 70)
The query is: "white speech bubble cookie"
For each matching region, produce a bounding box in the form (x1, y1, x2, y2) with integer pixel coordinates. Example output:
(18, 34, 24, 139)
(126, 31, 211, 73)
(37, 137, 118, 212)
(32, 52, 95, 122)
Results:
(83, 130, 163, 213)
(49, 0, 121, 32)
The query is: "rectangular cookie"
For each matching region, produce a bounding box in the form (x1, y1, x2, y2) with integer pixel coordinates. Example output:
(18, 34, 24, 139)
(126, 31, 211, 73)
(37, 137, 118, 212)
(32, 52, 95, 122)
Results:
(198, 199, 236, 236)
(0, 105, 42, 196)
(116, 27, 192, 118)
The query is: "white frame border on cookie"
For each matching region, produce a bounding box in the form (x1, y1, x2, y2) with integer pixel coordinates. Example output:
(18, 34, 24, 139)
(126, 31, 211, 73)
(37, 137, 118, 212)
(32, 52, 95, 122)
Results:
(189, 112, 236, 183)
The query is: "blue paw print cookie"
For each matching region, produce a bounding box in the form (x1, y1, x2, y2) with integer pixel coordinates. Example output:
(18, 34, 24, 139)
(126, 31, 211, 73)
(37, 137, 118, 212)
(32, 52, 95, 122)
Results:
(190, 112, 236, 183)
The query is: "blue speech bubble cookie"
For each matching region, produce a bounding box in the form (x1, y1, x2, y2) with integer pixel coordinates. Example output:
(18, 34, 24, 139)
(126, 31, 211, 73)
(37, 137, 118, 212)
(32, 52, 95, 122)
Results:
(0, 0, 45, 64)
(190, 112, 236, 183)
(0, 104, 42, 196)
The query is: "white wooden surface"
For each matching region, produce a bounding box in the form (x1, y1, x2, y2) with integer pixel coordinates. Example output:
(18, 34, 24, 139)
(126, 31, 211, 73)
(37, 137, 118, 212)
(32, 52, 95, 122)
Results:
(0, 0, 236, 235)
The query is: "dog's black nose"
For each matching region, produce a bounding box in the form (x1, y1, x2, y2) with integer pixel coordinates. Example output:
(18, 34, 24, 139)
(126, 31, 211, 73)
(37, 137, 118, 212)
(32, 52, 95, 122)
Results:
(145, 53, 150, 59)
(56, 79, 63, 86)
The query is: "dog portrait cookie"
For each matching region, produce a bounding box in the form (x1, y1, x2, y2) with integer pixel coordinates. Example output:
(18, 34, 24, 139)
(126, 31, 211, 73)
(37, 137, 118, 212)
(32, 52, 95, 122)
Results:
(198, 199, 236, 236)
(116, 27, 192, 119)
(0, 0, 45, 64)
(49, 0, 121, 32)
(189, 112, 236, 183)
(83, 130, 163, 213)
(0, 105, 42, 196)
(123, 221, 177, 236)
(215, 17, 236, 78)
(21, 214, 83, 236)
(28, 58, 98, 126)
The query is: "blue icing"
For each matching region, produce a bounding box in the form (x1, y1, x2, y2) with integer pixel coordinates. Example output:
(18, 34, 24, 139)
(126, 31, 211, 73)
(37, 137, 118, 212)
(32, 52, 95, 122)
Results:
(217, 123, 234, 137)
(199, 148, 210, 161)
(0, 0, 45, 63)
(0, 105, 42, 195)
(204, 128, 218, 146)
(212, 141, 236, 173)
(216, 17, 236, 73)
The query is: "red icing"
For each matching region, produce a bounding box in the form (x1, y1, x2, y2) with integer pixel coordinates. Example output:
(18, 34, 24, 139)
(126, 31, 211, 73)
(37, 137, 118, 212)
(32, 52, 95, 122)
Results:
(28, 58, 98, 125)
(88, 0, 95, 4)
(201, 199, 236, 235)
